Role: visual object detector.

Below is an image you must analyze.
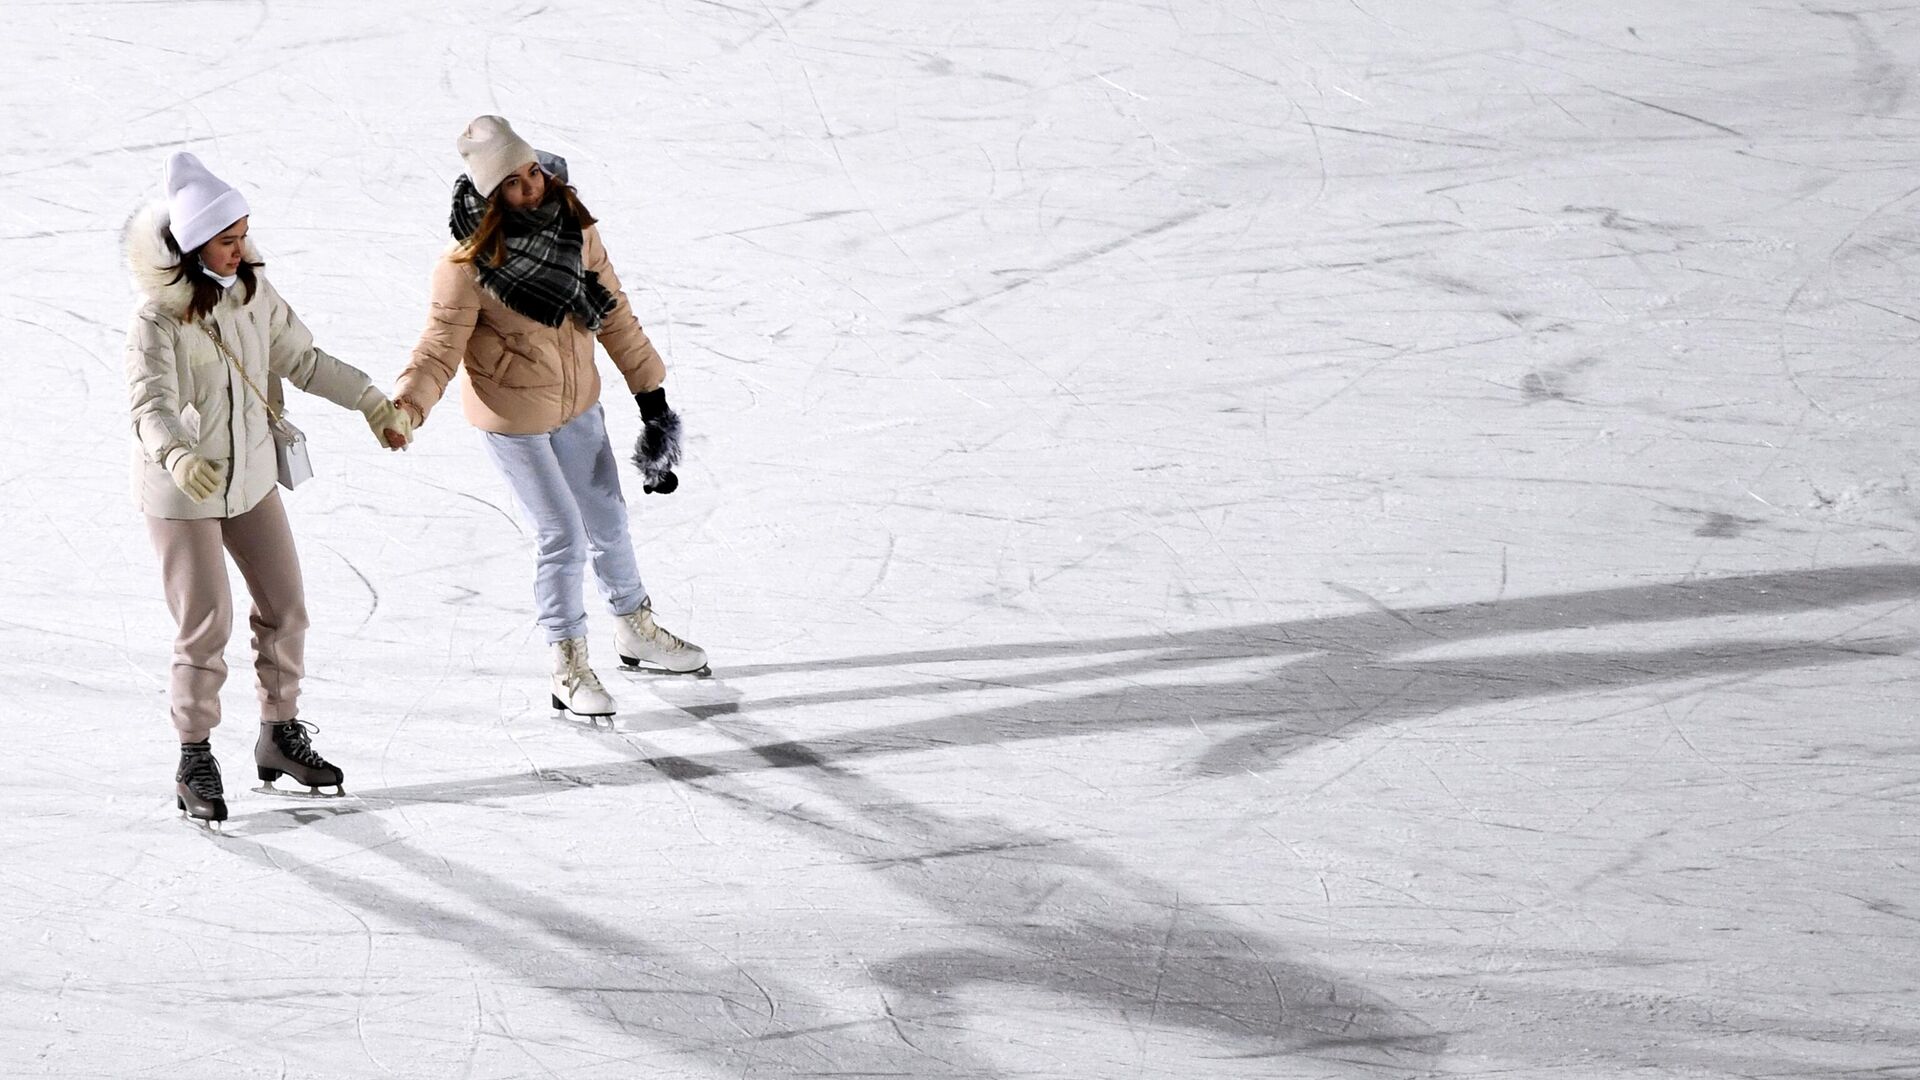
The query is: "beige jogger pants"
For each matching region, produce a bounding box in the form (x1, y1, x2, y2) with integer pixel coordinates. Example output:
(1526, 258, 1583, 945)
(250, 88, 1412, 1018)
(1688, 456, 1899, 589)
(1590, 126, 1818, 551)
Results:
(145, 489, 307, 742)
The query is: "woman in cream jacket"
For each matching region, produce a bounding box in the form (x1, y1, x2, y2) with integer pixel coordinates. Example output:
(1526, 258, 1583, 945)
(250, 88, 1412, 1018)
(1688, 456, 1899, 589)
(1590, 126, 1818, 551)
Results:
(394, 116, 707, 724)
(126, 152, 410, 824)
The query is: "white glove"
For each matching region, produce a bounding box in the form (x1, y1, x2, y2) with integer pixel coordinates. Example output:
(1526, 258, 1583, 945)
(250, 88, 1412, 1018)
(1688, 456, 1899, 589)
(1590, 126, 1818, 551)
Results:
(355, 388, 412, 450)
(364, 399, 413, 450)
(167, 450, 223, 502)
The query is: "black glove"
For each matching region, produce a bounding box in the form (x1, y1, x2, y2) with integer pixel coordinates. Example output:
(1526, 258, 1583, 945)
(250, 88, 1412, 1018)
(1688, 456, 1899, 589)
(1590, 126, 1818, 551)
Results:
(631, 387, 682, 494)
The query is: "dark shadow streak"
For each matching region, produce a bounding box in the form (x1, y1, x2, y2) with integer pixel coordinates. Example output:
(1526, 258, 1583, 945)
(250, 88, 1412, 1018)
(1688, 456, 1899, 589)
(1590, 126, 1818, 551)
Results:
(222, 724, 1447, 1074)
(217, 564, 1918, 1074)
(236, 564, 1920, 810)
(718, 563, 1920, 679)
(708, 723, 1449, 1071)
(216, 817, 1005, 1076)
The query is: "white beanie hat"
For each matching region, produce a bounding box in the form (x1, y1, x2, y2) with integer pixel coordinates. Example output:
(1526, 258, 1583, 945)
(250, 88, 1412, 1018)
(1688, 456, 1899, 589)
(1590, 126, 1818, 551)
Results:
(165, 152, 250, 253)
(457, 115, 539, 197)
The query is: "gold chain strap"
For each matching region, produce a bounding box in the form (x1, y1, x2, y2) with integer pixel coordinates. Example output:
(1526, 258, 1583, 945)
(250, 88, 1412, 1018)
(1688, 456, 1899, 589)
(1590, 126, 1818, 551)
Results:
(201, 323, 283, 424)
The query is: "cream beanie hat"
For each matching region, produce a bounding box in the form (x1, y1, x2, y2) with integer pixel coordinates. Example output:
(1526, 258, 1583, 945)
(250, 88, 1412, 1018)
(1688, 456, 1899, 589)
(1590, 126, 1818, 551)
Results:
(457, 115, 539, 197)
(165, 152, 250, 253)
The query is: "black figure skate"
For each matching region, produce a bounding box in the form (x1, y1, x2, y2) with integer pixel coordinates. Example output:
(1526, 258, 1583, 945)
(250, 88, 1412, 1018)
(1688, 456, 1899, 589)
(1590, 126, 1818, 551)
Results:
(176, 740, 227, 828)
(255, 719, 346, 798)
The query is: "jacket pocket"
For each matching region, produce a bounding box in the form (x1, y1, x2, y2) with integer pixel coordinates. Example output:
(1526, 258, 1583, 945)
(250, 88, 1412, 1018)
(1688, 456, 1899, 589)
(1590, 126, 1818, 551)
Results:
(494, 334, 560, 389)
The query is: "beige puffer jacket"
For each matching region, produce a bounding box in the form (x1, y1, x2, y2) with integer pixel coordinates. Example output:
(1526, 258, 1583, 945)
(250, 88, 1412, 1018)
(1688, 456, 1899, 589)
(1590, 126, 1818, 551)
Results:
(123, 201, 379, 520)
(394, 224, 666, 436)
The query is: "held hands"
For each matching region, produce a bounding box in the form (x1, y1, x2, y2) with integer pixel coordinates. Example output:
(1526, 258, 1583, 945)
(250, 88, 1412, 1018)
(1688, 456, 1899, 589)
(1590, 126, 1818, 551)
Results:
(356, 389, 414, 451)
(631, 387, 682, 494)
(167, 449, 224, 502)
(392, 400, 425, 450)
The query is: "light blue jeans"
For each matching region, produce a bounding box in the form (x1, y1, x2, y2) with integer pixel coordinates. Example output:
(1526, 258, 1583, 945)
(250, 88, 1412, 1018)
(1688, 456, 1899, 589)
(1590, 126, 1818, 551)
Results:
(483, 404, 647, 643)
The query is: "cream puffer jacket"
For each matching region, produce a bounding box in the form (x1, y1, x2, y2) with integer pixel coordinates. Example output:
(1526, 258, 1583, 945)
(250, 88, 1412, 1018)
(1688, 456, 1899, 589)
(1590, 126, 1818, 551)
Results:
(123, 201, 379, 520)
(394, 224, 666, 436)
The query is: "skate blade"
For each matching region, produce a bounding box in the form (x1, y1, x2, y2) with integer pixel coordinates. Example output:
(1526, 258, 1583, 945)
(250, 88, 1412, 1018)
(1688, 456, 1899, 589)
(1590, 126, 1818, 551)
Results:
(178, 795, 228, 830)
(555, 709, 618, 729)
(254, 781, 347, 799)
(619, 658, 712, 678)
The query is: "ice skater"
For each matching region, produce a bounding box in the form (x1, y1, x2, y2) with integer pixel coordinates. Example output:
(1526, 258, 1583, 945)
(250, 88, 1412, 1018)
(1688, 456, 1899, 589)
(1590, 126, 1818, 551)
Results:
(392, 115, 707, 725)
(125, 152, 414, 825)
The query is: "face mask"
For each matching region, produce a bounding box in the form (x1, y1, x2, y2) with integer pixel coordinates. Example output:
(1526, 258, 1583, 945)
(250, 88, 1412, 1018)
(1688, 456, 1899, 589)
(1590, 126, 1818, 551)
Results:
(198, 257, 238, 290)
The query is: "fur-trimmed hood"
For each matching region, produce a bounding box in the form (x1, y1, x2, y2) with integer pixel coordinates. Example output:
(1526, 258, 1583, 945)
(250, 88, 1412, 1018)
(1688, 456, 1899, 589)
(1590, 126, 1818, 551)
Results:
(123, 199, 261, 319)
(123, 198, 376, 521)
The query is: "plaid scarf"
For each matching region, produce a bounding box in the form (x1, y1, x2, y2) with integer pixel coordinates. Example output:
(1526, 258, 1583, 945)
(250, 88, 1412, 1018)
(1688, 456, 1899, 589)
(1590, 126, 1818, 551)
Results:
(449, 175, 617, 330)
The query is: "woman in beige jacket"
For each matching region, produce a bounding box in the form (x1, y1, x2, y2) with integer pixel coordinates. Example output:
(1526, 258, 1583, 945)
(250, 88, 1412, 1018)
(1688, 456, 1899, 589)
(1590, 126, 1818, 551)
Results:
(126, 152, 411, 825)
(394, 117, 707, 724)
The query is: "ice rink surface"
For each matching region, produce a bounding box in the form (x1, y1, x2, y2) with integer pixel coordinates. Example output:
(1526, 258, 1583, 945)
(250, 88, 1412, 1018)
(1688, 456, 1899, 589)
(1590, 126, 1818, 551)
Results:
(2, 0, 1917, 1076)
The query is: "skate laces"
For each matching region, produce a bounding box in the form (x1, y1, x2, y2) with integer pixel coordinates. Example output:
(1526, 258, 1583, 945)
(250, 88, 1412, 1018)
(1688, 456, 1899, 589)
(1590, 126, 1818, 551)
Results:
(272, 720, 331, 769)
(558, 638, 606, 691)
(628, 608, 690, 651)
(177, 743, 223, 797)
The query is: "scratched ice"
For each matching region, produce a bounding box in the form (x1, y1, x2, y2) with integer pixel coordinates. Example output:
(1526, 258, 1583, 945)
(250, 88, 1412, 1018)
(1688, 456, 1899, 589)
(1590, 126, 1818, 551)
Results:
(1, 1, 1916, 1077)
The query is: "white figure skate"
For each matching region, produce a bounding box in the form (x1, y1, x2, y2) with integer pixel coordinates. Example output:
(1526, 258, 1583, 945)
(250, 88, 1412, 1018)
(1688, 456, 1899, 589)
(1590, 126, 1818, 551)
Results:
(552, 636, 618, 726)
(615, 602, 710, 676)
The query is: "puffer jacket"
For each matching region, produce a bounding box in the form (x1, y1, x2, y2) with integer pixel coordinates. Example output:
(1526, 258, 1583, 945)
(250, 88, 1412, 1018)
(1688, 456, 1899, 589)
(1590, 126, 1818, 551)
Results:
(394, 223, 666, 436)
(123, 201, 378, 520)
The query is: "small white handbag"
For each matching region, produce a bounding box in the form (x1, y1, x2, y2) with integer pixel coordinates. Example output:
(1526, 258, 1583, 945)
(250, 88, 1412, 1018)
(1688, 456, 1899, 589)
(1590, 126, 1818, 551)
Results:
(268, 412, 313, 489)
(204, 324, 312, 490)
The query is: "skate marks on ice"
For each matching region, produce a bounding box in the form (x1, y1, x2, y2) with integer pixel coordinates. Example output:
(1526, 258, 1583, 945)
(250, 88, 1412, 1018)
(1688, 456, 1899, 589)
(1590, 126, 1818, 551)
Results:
(1812, 7, 1909, 118)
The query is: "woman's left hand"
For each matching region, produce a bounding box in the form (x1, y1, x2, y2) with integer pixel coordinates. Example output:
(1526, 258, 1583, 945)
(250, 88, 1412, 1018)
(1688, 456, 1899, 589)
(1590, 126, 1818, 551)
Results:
(632, 387, 681, 493)
(361, 397, 413, 450)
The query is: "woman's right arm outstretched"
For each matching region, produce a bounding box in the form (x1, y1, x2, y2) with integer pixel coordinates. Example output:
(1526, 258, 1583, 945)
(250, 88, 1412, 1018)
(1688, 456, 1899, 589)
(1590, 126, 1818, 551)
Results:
(392, 257, 481, 428)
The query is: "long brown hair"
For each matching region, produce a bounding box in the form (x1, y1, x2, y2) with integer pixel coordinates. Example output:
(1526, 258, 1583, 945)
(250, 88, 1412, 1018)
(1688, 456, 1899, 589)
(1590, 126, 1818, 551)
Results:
(452, 178, 597, 269)
(162, 231, 261, 322)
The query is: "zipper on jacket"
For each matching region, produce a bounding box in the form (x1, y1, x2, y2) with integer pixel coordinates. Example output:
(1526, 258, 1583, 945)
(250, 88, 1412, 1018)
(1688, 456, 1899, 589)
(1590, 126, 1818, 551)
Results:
(225, 327, 239, 510)
(216, 317, 240, 512)
(561, 324, 574, 425)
